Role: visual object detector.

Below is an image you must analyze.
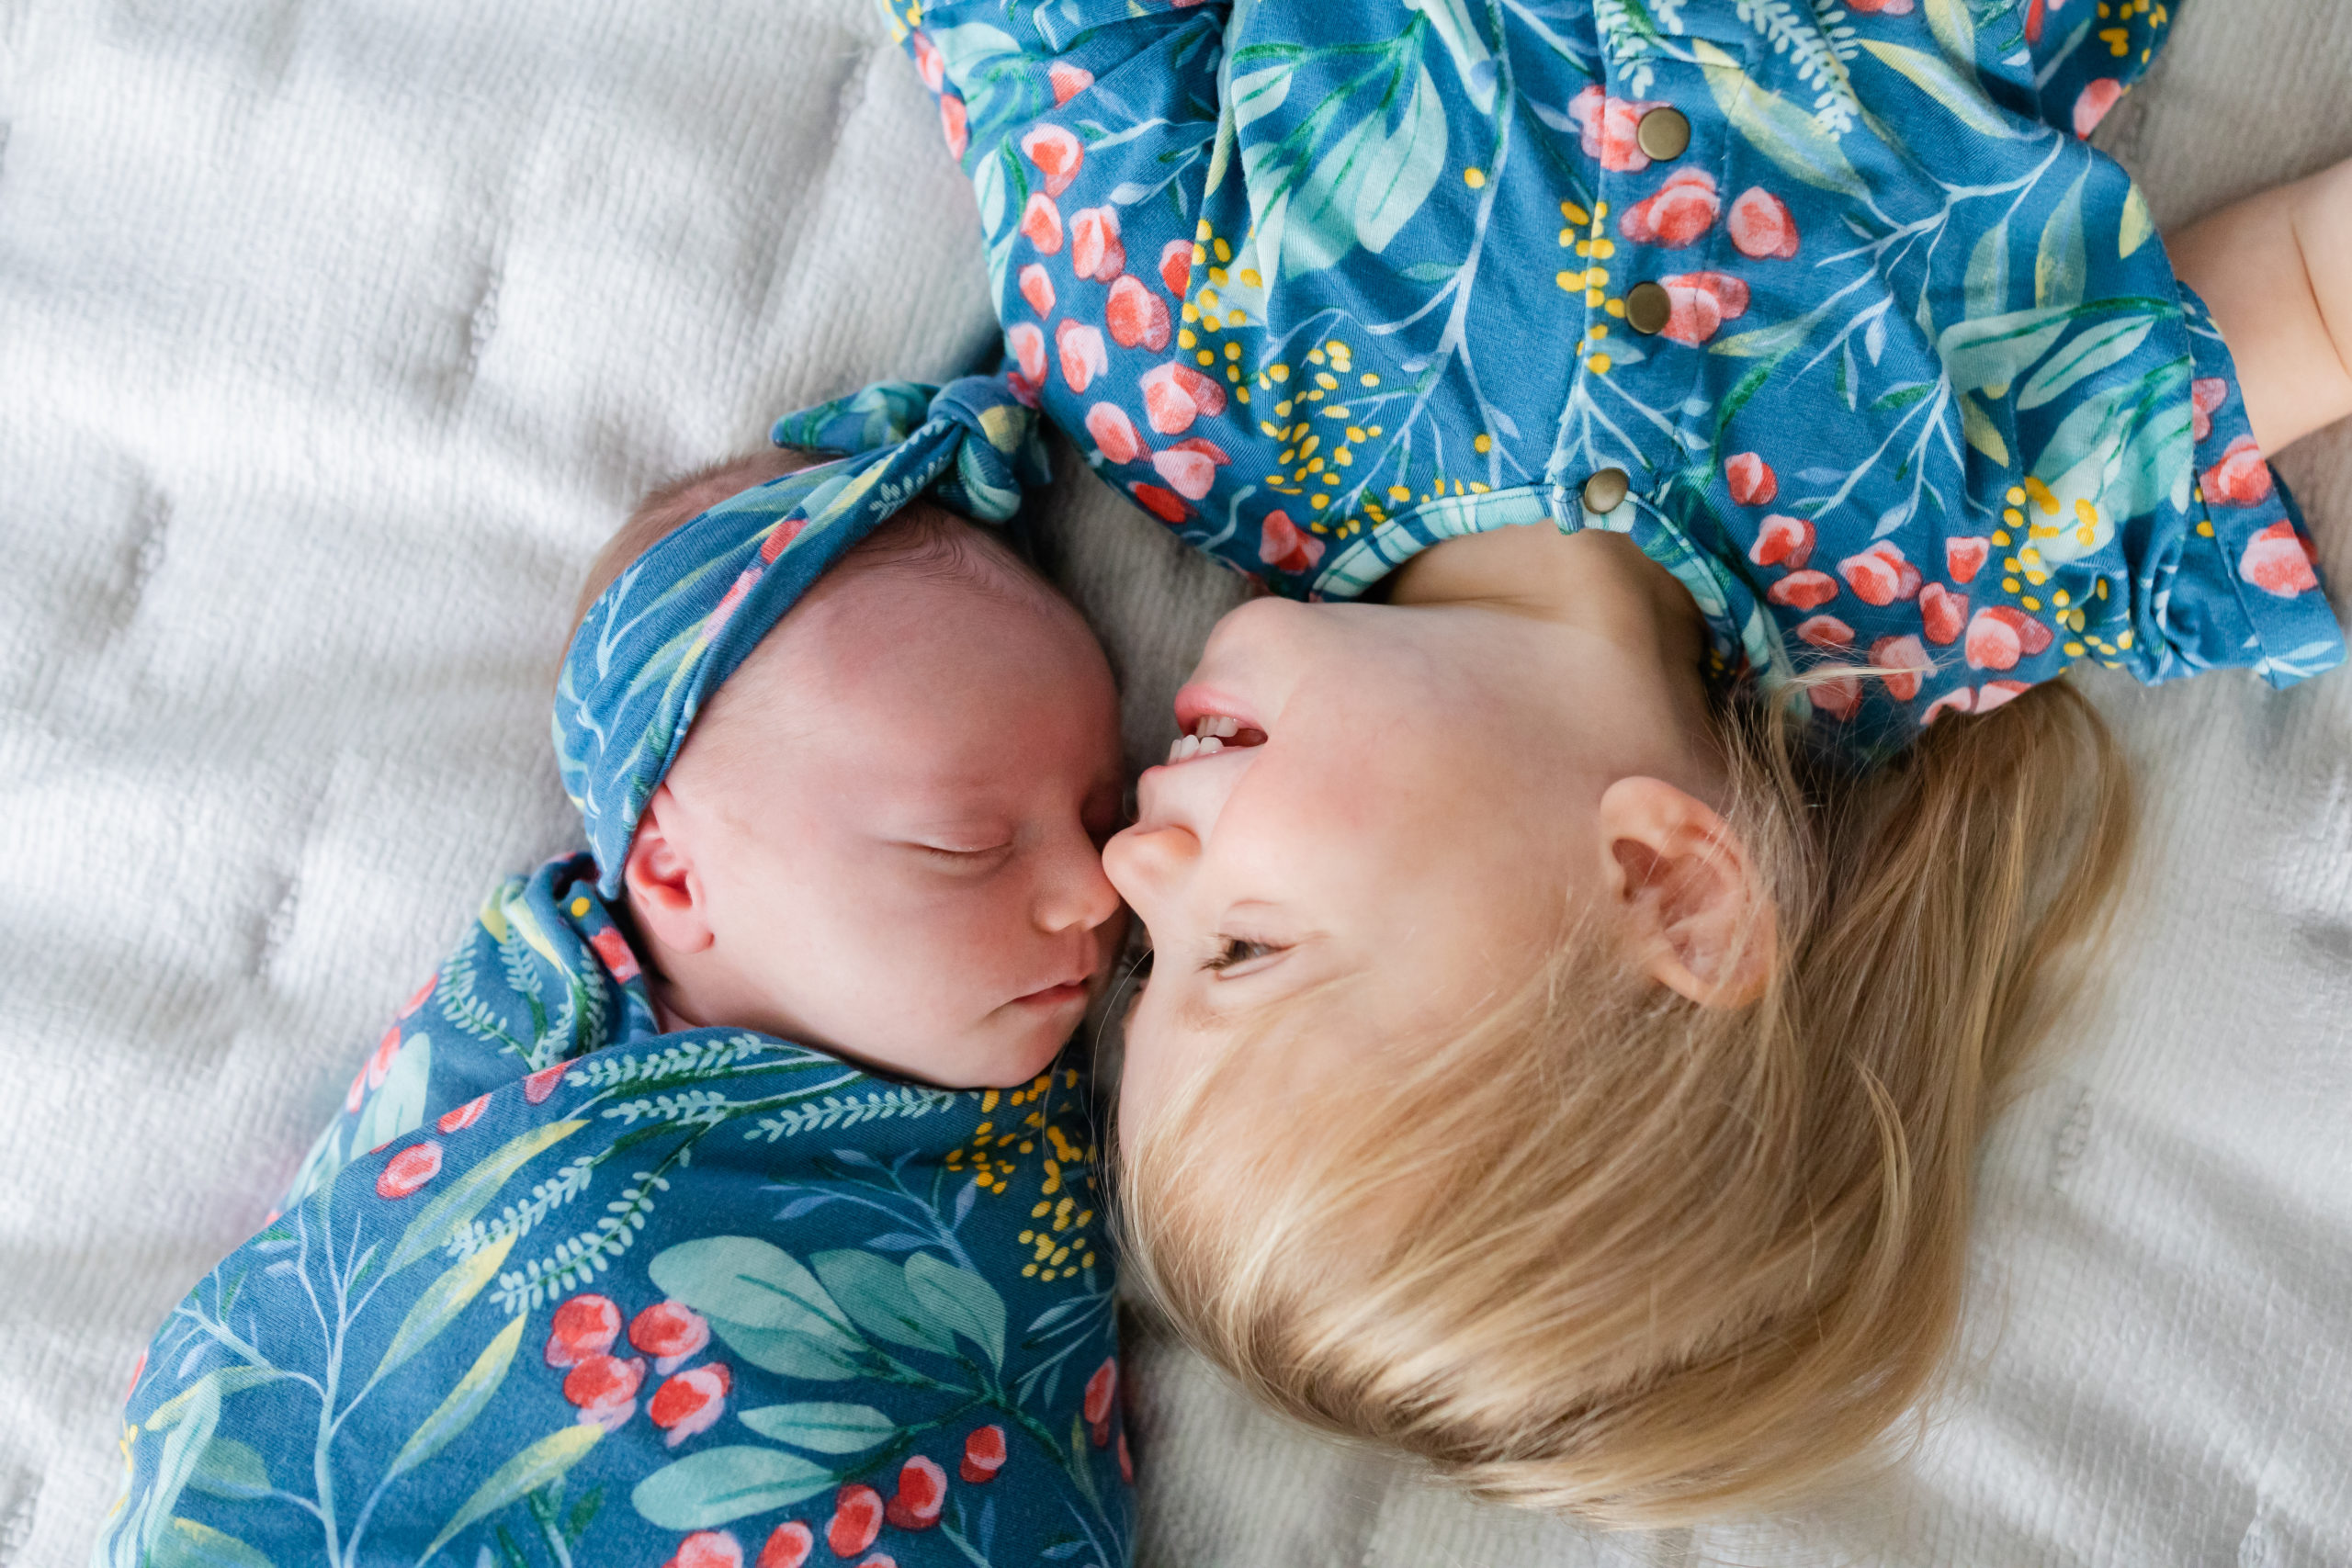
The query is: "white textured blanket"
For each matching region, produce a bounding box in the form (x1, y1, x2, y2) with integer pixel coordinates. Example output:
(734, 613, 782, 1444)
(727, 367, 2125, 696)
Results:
(2, 3, 2347, 1565)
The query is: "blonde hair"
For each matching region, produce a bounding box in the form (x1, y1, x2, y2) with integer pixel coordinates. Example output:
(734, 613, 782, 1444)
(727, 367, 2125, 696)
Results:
(1119, 676, 2135, 1526)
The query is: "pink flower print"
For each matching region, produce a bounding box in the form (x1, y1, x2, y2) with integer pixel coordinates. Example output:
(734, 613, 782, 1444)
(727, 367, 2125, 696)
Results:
(757, 517, 808, 564)
(1618, 169, 1718, 248)
(1811, 673, 1862, 720)
(1057, 320, 1109, 393)
(826, 1486, 884, 1559)
(1006, 322, 1047, 388)
(1749, 513, 1815, 570)
(1118, 1427, 1135, 1483)
(1767, 570, 1839, 610)
(1085, 402, 1147, 464)
(856, 1559, 899, 1568)
(756, 1523, 813, 1568)
(1795, 615, 1854, 649)
(960, 1425, 1007, 1484)
(1727, 187, 1800, 259)
(1084, 1358, 1118, 1448)
(1259, 511, 1325, 575)
(523, 1061, 571, 1104)
(703, 569, 761, 640)
(650, 1363, 730, 1447)
(1837, 541, 1923, 605)
(2025, 0, 2051, 42)
(375, 1141, 442, 1201)
(344, 1063, 368, 1115)
(940, 95, 967, 161)
(1139, 361, 1225, 434)
(2190, 377, 2229, 443)
(1846, 0, 1914, 12)
(1017, 264, 1056, 317)
(1963, 606, 2052, 670)
(1725, 452, 1777, 506)
(1566, 85, 1673, 173)
(1657, 270, 1748, 345)
(1130, 482, 1193, 524)
(589, 923, 640, 983)
(1151, 436, 1230, 500)
(910, 31, 944, 94)
(2073, 78, 2125, 138)
(1049, 61, 1095, 105)
(562, 1352, 645, 1433)
(1159, 239, 1193, 297)
(1922, 686, 1975, 724)
(1945, 536, 1989, 584)
(631, 1301, 713, 1373)
(398, 974, 436, 1019)
(436, 1094, 491, 1134)
(1018, 194, 1063, 254)
(1919, 582, 1968, 645)
(1871, 634, 1931, 701)
(1021, 124, 1084, 197)
(545, 1294, 622, 1367)
(665, 1532, 743, 1568)
(1975, 679, 2030, 712)
(1106, 275, 1172, 351)
(126, 1348, 148, 1400)
(2240, 520, 2319, 597)
(884, 1455, 947, 1530)
(366, 1024, 402, 1092)
(1069, 206, 1125, 281)
(2203, 434, 2275, 506)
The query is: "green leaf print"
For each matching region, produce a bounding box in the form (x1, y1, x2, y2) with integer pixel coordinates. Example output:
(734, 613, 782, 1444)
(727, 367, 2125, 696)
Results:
(142, 1366, 278, 1432)
(1963, 220, 2009, 322)
(130, 1370, 221, 1564)
(631, 1446, 837, 1530)
(905, 1251, 1008, 1371)
(1960, 390, 2012, 466)
(1231, 62, 1295, 130)
(1937, 305, 2070, 397)
(1353, 64, 1447, 255)
(1405, 0, 1497, 113)
(650, 1236, 871, 1376)
(2017, 315, 2155, 409)
(386, 1314, 528, 1482)
(350, 1032, 432, 1158)
(922, 22, 1021, 98)
(422, 1426, 604, 1561)
(385, 1119, 589, 1277)
(1859, 42, 2030, 141)
(149, 1518, 275, 1568)
(373, 1232, 517, 1383)
(736, 1402, 899, 1455)
(1283, 114, 1383, 277)
(186, 1438, 271, 1503)
(1692, 40, 1866, 198)
(2119, 181, 2154, 257)
(2036, 167, 2089, 309)
(811, 1249, 957, 1356)
(1925, 0, 1974, 66)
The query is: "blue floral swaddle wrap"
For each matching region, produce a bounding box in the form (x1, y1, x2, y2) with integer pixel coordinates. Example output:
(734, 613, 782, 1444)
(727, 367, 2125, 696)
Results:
(96, 378, 1133, 1568)
(886, 0, 2342, 761)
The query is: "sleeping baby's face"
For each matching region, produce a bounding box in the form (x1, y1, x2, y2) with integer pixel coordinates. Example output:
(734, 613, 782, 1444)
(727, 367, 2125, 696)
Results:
(621, 509, 1126, 1089)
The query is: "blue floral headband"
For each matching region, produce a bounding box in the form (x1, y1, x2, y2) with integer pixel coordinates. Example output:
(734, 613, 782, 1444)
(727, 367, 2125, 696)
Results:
(554, 374, 1049, 896)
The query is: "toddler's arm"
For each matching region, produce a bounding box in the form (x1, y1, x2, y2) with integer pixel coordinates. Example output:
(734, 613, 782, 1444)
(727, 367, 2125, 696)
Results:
(2166, 158, 2352, 457)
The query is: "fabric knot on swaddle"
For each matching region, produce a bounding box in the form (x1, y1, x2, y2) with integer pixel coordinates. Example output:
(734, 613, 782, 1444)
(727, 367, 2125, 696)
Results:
(554, 373, 1049, 896)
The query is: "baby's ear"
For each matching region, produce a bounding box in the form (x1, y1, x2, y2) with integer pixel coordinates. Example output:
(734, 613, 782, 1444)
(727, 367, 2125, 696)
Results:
(623, 787, 715, 953)
(1598, 776, 1774, 1009)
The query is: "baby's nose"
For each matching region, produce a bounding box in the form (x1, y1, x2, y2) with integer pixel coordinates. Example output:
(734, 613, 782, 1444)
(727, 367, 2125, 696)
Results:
(1038, 836, 1124, 934)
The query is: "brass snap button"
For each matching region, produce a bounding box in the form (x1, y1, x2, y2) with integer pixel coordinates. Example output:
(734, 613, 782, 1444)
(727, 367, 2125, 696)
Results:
(1624, 279, 1671, 335)
(1581, 467, 1631, 514)
(1636, 107, 1690, 161)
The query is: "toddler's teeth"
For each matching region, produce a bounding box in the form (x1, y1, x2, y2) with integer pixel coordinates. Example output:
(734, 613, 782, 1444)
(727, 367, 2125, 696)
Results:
(1198, 735, 1222, 755)
(1193, 717, 1215, 739)
(1212, 716, 1238, 739)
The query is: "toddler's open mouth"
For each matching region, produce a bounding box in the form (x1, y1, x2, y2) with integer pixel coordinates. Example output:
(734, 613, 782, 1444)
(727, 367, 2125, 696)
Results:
(1163, 713, 1269, 765)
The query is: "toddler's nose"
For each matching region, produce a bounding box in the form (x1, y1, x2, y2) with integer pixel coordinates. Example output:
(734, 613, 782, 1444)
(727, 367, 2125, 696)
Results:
(1100, 821, 1195, 916)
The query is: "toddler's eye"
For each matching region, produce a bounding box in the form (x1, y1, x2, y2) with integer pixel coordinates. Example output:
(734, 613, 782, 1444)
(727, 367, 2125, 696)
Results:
(1204, 936, 1283, 975)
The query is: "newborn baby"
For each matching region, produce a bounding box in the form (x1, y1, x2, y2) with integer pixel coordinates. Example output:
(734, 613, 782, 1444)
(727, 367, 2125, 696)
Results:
(97, 379, 1135, 1568)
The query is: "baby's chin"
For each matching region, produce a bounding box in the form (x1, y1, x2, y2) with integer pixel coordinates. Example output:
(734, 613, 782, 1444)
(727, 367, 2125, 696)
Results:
(903, 999, 1088, 1092)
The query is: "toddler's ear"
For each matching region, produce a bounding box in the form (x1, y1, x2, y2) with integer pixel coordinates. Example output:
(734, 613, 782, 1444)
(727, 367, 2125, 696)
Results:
(1598, 776, 1774, 1009)
(623, 788, 715, 954)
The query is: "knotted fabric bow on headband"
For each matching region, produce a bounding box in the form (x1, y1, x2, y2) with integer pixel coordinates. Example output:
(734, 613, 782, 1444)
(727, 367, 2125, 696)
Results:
(554, 374, 1050, 896)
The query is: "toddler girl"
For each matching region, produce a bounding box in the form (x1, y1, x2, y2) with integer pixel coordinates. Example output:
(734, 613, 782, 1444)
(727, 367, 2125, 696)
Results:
(96, 382, 1136, 1568)
(884, 0, 2352, 1524)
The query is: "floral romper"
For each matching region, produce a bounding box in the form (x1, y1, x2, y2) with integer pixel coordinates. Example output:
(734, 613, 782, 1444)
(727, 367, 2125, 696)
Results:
(887, 0, 2342, 758)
